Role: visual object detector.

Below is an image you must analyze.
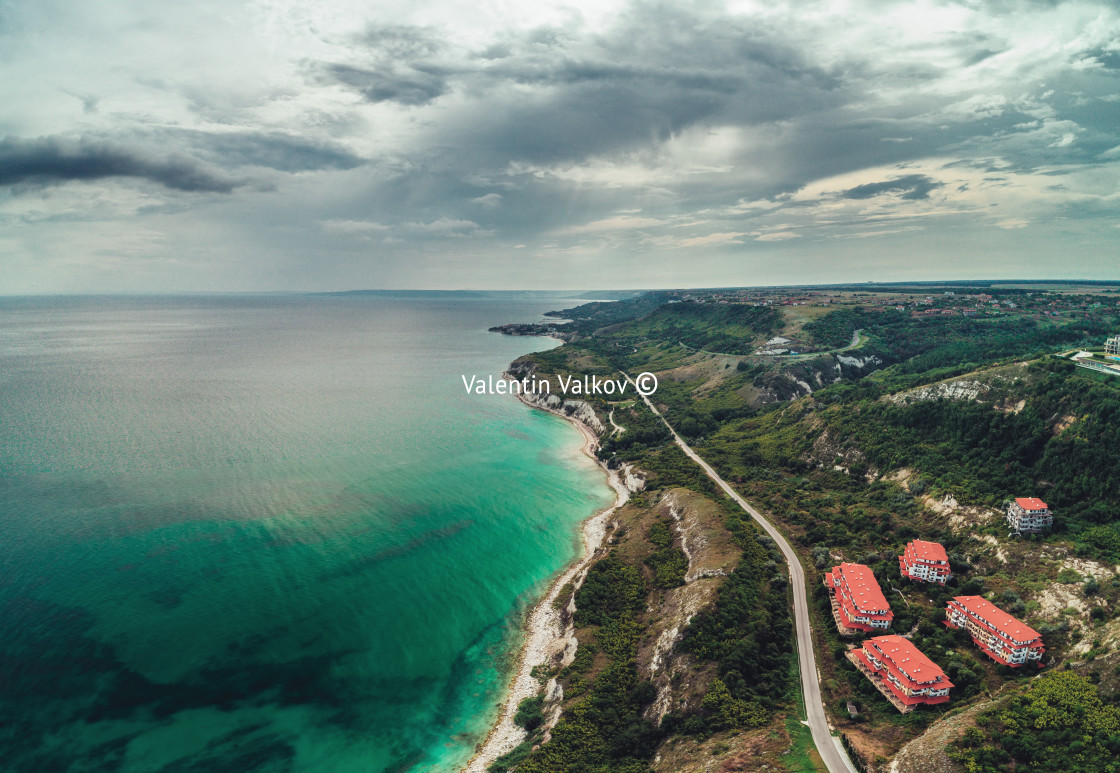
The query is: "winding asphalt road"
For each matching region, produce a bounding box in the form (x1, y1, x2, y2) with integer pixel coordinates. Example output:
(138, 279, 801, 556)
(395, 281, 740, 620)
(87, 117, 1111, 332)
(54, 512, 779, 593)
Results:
(627, 375, 857, 773)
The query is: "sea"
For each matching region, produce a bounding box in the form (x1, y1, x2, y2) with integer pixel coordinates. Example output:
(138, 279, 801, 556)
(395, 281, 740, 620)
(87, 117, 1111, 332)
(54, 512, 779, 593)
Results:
(0, 293, 614, 773)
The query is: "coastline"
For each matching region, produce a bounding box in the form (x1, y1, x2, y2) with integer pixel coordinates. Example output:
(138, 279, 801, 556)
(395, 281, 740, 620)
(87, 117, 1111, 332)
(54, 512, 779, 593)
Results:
(462, 389, 630, 773)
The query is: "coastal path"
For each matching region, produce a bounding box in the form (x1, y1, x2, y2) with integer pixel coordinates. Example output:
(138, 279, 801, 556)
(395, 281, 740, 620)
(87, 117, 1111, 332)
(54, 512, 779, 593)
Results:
(608, 408, 626, 436)
(625, 373, 858, 773)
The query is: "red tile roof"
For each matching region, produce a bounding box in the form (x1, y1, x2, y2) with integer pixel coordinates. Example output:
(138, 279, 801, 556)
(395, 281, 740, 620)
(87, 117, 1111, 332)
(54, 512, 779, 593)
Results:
(865, 635, 953, 689)
(851, 650, 951, 706)
(838, 594, 893, 622)
(906, 539, 949, 563)
(835, 563, 891, 614)
(1014, 497, 1048, 511)
(951, 596, 1041, 643)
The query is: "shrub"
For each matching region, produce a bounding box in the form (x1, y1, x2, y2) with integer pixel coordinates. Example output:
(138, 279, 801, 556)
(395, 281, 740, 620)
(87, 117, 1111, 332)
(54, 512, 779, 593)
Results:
(645, 518, 688, 589)
(514, 696, 546, 732)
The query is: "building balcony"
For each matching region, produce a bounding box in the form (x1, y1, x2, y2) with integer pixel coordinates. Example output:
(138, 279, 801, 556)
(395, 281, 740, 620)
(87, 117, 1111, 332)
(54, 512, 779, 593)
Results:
(846, 651, 950, 713)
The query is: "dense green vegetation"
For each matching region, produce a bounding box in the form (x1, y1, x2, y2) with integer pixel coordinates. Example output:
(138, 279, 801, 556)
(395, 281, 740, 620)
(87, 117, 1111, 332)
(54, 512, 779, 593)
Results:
(679, 531, 794, 717)
(598, 402, 673, 460)
(594, 301, 781, 355)
(948, 670, 1120, 772)
(644, 518, 687, 589)
(573, 554, 647, 628)
(544, 294, 672, 335)
(806, 307, 1111, 392)
(689, 354, 1120, 559)
(598, 405, 719, 495)
(514, 695, 546, 732)
(499, 548, 658, 773)
(696, 677, 768, 731)
(558, 640, 598, 700)
(804, 307, 872, 349)
(810, 359, 1120, 560)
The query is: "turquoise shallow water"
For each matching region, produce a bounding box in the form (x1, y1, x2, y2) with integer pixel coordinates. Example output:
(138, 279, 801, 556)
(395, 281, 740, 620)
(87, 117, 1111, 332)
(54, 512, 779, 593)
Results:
(0, 295, 613, 773)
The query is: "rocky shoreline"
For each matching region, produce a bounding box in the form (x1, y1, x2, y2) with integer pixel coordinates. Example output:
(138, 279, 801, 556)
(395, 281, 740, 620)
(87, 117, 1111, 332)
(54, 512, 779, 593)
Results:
(462, 377, 638, 773)
(487, 322, 574, 341)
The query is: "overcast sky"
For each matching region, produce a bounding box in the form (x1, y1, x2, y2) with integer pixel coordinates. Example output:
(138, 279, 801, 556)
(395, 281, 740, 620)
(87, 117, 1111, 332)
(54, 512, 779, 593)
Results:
(1, 0, 1118, 293)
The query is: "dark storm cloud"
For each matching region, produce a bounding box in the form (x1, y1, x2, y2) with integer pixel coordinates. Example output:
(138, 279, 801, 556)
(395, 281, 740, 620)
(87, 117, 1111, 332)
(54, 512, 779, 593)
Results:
(170, 130, 367, 173)
(1086, 48, 1120, 70)
(471, 82, 725, 163)
(842, 174, 945, 200)
(963, 48, 1002, 66)
(328, 8, 844, 158)
(0, 136, 242, 192)
(324, 63, 450, 106)
(0, 131, 367, 194)
(358, 24, 445, 58)
(320, 24, 452, 106)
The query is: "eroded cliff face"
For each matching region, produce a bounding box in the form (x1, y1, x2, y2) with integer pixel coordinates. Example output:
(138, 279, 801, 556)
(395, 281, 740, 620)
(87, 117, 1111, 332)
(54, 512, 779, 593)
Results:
(883, 365, 1029, 410)
(506, 358, 607, 435)
(836, 353, 883, 370)
(749, 353, 878, 405)
(887, 378, 989, 405)
(517, 389, 606, 435)
(639, 491, 734, 726)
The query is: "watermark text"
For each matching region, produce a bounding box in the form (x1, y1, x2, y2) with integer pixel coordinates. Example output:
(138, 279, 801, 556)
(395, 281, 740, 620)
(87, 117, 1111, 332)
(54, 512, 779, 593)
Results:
(461, 372, 658, 397)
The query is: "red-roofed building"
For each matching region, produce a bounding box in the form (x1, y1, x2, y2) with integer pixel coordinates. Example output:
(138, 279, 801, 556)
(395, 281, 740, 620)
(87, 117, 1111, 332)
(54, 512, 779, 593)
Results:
(899, 540, 952, 585)
(1006, 497, 1052, 533)
(945, 596, 1045, 667)
(823, 563, 893, 635)
(847, 635, 953, 713)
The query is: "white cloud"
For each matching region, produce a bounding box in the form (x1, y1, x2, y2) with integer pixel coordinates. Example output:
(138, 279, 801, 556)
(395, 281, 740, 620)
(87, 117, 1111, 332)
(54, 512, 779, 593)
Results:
(646, 230, 746, 248)
(322, 216, 490, 238)
(321, 219, 389, 233)
(398, 217, 492, 237)
(675, 232, 746, 247)
(560, 215, 665, 234)
(470, 193, 502, 208)
(830, 225, 925, 240)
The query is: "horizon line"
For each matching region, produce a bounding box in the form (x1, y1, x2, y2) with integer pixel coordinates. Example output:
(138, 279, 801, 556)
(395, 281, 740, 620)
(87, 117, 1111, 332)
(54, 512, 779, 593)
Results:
(3, 277, 1120, 299)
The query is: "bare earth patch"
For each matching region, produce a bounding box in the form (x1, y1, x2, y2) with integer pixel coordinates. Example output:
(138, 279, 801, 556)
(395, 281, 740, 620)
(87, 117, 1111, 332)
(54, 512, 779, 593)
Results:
(888, 699, 997, 773)
(922, 493, 997, 533)
(652, 720, 802, 773)
(1052, 413, 1077, 434)
(970, 534, 1008, 564)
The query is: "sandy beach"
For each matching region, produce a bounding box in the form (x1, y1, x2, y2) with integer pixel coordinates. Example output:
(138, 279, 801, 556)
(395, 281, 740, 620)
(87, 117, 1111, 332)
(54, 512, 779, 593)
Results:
(462, 394, 630, 773)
